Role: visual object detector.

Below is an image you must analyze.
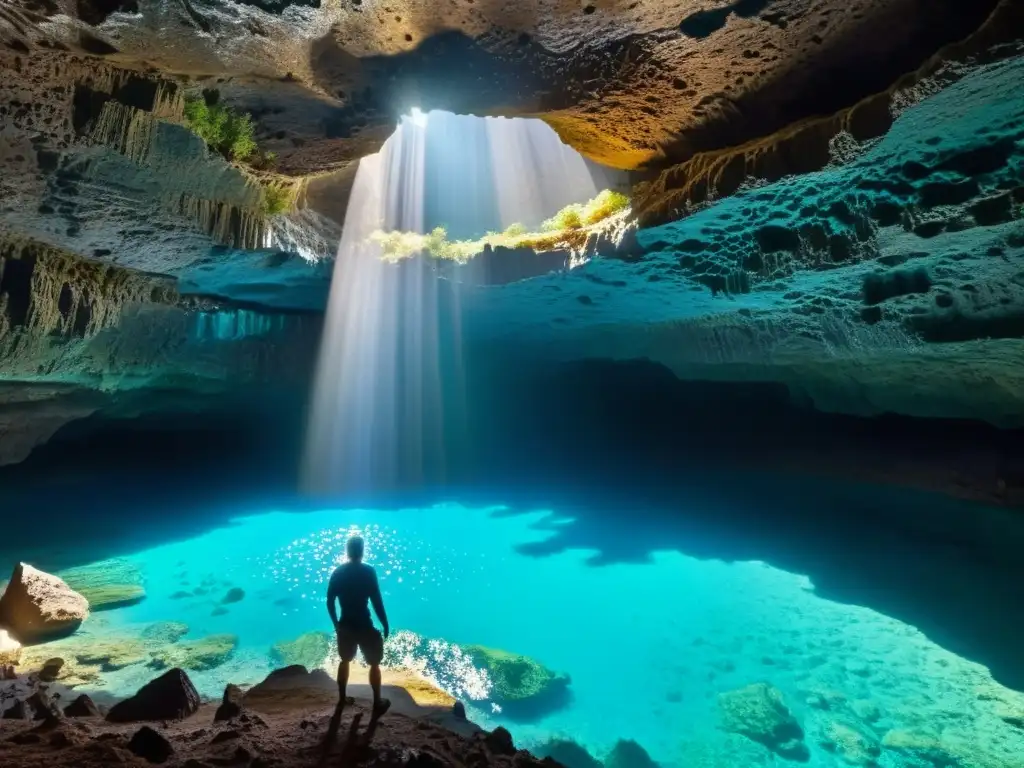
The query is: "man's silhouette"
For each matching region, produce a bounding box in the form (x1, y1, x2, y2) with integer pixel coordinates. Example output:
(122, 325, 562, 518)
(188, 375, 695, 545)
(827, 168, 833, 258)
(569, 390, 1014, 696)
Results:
(327, 535, 391, 719)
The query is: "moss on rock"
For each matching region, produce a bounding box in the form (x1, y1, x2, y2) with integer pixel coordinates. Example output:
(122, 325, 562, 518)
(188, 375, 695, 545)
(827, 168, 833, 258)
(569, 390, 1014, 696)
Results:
(718, 682, 808, 761)
(463, 644, 570, 718)
(58, 559, 146, 611)
(150, 633, 238, 671)
(270, 631, 333, 670)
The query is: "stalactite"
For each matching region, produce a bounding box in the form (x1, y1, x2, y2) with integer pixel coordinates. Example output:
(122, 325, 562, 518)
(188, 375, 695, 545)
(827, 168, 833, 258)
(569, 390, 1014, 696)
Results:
(0, 235, 178, 341)
(90, 101, 158, 164)
(170, 193, 265, 251)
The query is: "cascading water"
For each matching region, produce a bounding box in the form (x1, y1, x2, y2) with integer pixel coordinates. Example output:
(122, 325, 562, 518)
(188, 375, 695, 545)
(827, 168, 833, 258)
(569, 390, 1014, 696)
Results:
(302, 110, 609, 495)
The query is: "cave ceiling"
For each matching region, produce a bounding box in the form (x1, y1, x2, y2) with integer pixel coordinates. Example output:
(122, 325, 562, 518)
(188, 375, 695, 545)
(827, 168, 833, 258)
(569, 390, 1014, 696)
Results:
(0, 0, 1023, 459)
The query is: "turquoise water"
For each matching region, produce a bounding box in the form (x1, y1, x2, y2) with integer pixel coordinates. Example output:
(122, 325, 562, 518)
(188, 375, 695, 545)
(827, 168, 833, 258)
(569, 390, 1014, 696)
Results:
(32, 502, 1024, 767)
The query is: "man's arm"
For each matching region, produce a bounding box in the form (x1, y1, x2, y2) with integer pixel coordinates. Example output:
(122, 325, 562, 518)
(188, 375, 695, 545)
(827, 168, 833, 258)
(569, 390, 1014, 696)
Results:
(369, 570, 389, 638)
(326, 572, 339, 627)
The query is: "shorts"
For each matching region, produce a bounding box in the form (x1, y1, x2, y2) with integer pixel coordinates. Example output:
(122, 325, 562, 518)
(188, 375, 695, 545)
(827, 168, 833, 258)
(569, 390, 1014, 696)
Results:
(336, 624, 384, 665)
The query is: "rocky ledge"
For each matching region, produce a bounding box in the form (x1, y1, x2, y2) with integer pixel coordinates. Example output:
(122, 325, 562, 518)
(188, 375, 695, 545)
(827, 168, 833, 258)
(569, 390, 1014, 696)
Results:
(0, 660, 548, 768)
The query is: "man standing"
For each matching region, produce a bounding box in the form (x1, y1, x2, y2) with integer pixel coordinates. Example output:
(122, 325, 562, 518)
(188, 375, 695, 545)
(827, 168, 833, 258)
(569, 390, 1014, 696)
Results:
(326, 535, 391, 719)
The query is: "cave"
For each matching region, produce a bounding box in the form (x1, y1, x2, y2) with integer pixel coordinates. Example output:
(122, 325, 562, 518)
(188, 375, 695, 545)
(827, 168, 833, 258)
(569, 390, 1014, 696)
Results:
(1, 2, 1024, 767)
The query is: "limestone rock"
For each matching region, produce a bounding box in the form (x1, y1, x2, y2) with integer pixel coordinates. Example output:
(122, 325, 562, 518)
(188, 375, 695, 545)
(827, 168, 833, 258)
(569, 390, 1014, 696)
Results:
(270, 631, 332, 670)
(128, 726, 174, 763)
(881, 729, 1013, 768)
(57, 559, 147, 611)
(463, 644, 571, 718)
(106, 668, 201, 722)
(0, 563, 90, 643)
(718, 682, 809, 761)
(0, 628, 22, 665)
(149, 633, 238, 671)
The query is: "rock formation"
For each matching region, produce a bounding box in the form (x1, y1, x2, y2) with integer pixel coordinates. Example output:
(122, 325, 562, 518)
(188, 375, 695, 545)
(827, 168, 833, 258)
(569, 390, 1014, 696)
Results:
(0, 563, 89, 644)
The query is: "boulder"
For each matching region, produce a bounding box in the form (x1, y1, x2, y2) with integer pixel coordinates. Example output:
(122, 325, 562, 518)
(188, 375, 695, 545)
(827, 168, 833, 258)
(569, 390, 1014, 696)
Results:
(718, 683, 809, 761)
(107, 668, 200, 722)
(57, 559, 146, 611)
(462, 644, 570, 718)
(243, 665, 338, 714)
(214, 683, 244, 722)
(270, 631, 332, 670)
(0, 629, 22, 665)
(64, 693, 102, 717)
(149, 634, 237, 671)
(128, 726, 174, 763)
(0, 563, 89, 643)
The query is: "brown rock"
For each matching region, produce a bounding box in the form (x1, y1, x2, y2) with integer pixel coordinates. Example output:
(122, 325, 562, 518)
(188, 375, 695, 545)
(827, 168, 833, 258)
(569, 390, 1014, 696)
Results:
(106, 668, 200, 723)
(214, 683, 244, 722)
(484, 726, 516, 756)
(0, 563, 90, 643)
(26, 689, 63, 725)
(128, 725, 174, 763)
(64, 693, 102, 717)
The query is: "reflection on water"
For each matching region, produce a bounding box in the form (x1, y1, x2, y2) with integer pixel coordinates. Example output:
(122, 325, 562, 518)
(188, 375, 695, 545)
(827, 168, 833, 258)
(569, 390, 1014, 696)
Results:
(12, 502, 1024, 768)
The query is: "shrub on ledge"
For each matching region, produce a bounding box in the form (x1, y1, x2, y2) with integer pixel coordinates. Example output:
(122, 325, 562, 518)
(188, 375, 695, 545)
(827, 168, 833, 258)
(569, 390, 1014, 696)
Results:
(183, 95, 258, 162)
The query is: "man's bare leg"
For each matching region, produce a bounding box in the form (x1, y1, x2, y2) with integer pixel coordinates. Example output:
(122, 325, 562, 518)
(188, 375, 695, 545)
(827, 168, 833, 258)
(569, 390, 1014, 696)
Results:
(337, 659, 350, 708)
(369, 664, 390, 718)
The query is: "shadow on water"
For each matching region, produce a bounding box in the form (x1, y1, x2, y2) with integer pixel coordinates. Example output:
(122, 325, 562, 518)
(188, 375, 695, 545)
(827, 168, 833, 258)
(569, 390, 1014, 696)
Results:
(0, 372, 1022, 695)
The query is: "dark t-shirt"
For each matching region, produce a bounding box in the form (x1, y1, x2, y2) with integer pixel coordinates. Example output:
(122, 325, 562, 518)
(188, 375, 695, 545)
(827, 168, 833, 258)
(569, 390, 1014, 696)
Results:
(328, 561, 380, 629)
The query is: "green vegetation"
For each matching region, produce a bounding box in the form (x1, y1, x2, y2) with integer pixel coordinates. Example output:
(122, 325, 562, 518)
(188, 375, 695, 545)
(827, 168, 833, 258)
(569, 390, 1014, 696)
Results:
(260, 183, 293, 216)
(369, 189, 631, 263)
(183, 95, 258, 161)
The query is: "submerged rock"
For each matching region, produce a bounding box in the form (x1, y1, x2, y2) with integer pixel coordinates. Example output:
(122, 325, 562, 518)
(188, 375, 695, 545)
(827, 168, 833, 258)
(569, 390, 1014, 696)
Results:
(38, 656, 64, 681)
(57, 559, 147, 611)
(76, 638, 150, 671)
(140, 621, 190, 644)
(0, 563, 89, 643)
(819, 720, 880, 766)
(463, 644, 571, 719)
(270, 631, 332, 670)
(150, 633, 238, 671)
(535, 738, 602, 768)
(718, 682, 809, 762)
(107, 667, 200, 722)
(605, 739, 659, 768)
